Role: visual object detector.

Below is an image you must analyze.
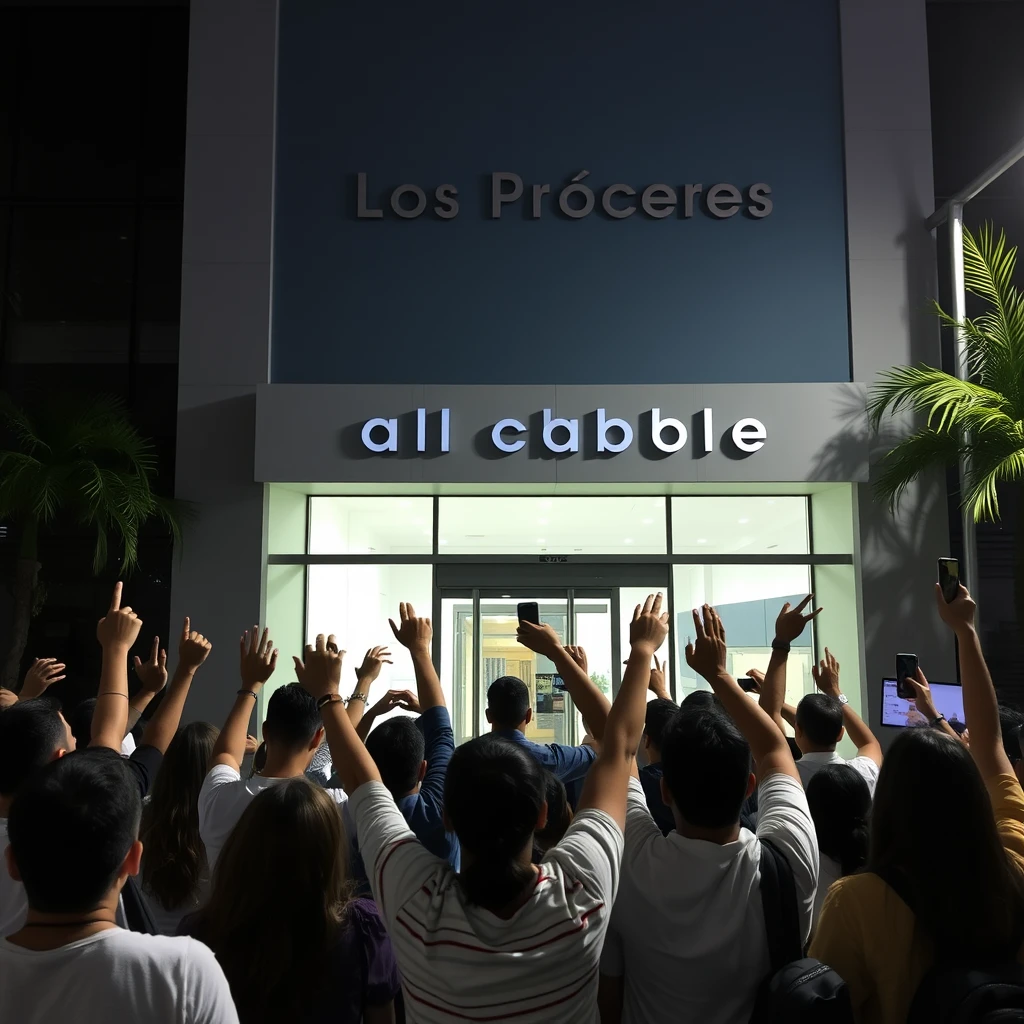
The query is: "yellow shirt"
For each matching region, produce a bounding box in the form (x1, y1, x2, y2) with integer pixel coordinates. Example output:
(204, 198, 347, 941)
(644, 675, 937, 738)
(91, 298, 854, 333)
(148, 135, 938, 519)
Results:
(808, 773, 1024, 1024)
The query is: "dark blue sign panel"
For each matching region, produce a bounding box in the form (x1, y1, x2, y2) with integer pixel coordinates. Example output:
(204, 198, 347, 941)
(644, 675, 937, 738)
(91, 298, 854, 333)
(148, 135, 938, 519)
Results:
(273, 0, 849, 385)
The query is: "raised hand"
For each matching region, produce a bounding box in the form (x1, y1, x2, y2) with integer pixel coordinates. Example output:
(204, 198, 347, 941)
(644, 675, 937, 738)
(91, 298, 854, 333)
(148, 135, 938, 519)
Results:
(133, 637, 168, 696)
(745, 668, 765, 694)
(297, 633, 345, 700)
(355, 645, 393, 684)
(96, 582, 143, 650)
(388, 603, 432, 653)
(21, 657, 67, 699)
(811, 648, 841, 697)
(179, 617, 213, 672)
(239, 625, 277, 688)
(244, 734, 259, 756)
(774, 595, 822, 645)
(372, 689, 421, 715)
(516, 620, 563, 658)
(566, 645, 589, 674)
(935, 583, 976, 635)
(630, 593, 669, 653)
(906, 666, 938, 721)
(685, 604, 727, 682)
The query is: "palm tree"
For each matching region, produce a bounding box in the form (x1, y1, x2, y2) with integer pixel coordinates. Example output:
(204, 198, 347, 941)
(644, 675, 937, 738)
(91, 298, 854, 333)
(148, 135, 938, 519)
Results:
(0, 394, 183, 689)
(869, 223, 1024, 635)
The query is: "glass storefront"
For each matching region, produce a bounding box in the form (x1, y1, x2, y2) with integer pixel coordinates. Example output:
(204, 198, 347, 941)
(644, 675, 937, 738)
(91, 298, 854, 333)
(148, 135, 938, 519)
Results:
(265, 489, 861, 748)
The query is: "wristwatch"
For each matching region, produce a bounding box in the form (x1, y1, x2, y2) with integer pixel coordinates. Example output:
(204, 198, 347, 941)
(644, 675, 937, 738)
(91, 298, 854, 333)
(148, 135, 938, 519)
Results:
(771, 638, 791, 653)
(931, 713, 946, 727)
(836, 693, 849, 705)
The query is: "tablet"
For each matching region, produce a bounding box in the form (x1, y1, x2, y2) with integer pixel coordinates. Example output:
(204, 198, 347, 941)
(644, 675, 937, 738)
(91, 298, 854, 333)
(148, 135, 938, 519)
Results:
(880, 677, 965, 729)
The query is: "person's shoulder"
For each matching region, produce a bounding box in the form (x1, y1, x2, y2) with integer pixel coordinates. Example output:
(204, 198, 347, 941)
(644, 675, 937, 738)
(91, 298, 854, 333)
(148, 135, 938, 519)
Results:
(201, 763, 241, 791)
(757, 771, 810, 809)
(847, 754, 881, 777)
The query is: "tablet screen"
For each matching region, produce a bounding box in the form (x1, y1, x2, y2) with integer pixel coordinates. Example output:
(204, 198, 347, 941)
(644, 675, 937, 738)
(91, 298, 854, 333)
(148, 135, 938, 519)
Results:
(880, 678, 965, 729)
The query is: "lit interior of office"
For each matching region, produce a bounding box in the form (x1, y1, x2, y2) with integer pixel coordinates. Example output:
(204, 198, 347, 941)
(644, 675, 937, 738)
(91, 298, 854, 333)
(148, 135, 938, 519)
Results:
(265, 488, 860, 752)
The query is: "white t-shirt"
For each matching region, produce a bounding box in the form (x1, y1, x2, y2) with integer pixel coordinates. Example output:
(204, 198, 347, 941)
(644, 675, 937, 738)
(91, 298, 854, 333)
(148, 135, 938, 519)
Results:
(602, 774, 818, 1024)
(198, 764, 347, 873)
(140, 873, 210, 937)
(796, 750, 881, 795)
(352, 779, 622, 1024)
(0, 817, 28, 937)
(0, 928, 238, 1024)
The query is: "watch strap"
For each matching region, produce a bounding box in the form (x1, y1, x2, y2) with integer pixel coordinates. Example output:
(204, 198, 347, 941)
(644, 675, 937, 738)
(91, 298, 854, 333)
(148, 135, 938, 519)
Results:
(931, 713, 946, 727)
(837, 693, 849, 705)
(316, 693, 343, 711)
(771, 639, 791, 653)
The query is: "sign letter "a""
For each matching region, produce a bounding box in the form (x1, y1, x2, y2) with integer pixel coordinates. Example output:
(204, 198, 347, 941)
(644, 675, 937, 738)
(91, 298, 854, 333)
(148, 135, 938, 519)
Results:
(361, 417, 397, 452)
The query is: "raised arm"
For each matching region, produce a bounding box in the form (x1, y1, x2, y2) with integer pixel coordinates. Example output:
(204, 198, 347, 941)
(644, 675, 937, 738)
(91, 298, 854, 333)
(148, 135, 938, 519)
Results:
(300, 633, 381, 793)
(576, 594, 669, 827)
(759, 597, 821, 733)
(140, 619, 212, 754)
(91, 582, 144, 751)
(811, 648, 881, 766)
(344, 646, 393, 728)
(517, 625, 613, 741)
(686, 605, 799, 784)
(129, 637, 168, 733)
(211, 626, 278, 771)
(906, 668, 964, 745)
(356, 689, 420, 741)
(936, 584, 1008, 779)
(19, 658, 67, 701)
(389, 603, 444, 710)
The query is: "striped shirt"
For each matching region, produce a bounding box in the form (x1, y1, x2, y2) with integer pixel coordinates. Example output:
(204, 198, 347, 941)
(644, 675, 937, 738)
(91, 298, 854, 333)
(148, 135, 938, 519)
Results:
(351, 780, 623, 1023)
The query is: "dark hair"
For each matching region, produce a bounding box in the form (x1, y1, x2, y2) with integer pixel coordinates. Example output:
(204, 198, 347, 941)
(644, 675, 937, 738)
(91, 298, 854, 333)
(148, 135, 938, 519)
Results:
(661, 705, 752, 829)
(869, 728, 1024, 958)
(486, 676, 531, 728)
(644, 698, 679, 753)
(264, 684, 321, 752)
(365, 716, 425, 797)
(140, 722, 219, 911)
(681, 689, 718, 711)
(533, 770, 572, 858)
(999, 704, 1023, 765)
(0, 698, 69, 795)
(251, 741, 268, 777)
(68, 697, 98, 750)
(786, 737, 803, 762)
(194, 779, 353, 1024)
(445, 735, 546, 909)
(806, 763, 870, 876)
(796, 693, 844, 747)
(8, 750, 141, 913)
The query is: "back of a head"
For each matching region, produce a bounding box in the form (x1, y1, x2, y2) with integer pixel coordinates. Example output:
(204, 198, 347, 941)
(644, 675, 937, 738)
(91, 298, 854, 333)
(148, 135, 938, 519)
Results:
(200, 778, 351, 1019)
(644, 698, 679, 752)
(8, 750, 140, 913)
(805, 763, 870, 876)
(796, 692, 844, 748)
(486, 676, 530, 728)
(141, 721, 219, 910)
(533, 769, 572, 855)
(445, 735, 546, 908)
(660, 705, 752, 829)
(365, 716, 425, 797)
(69, 698, 98, 751)
(680, 689, 718, 712)
(999, 704, 1024, 766)
(870, 728, 1024, 956)
(265, 683, 320, 752)
(0, 698, 69, 796)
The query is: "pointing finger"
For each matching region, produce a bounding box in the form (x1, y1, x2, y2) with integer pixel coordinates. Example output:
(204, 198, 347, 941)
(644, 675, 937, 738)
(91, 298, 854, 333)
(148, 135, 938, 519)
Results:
(109, 581, 123, 612)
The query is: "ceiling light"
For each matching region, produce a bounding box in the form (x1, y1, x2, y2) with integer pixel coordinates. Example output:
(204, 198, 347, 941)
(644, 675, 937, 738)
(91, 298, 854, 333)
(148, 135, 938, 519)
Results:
(738, 517, 750, 525)
(537, 538, 546, 544)
(439, 539, 449, 546)
(623, 538, 634, 545)
(537, 518, 549, 525)
(642, 518, 653, 525)
(696, 538, 708, 545)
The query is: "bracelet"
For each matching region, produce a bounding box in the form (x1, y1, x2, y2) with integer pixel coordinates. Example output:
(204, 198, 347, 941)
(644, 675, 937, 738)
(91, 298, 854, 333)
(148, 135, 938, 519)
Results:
(316, 693, 344, 710)
(97, 692, 129, 699)
(931, 713, 946, 727)
(347, 691, 368, 705)
(771, 639, 791, 653)
(237, 689, 258, 701)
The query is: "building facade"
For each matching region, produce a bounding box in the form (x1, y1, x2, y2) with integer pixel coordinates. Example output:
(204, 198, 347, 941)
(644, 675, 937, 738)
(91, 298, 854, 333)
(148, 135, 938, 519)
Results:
(173, 0, 954, 745)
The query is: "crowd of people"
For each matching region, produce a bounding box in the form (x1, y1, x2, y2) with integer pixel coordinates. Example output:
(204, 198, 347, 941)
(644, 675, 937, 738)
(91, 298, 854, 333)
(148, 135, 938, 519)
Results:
(2, 580, 1024, 1023)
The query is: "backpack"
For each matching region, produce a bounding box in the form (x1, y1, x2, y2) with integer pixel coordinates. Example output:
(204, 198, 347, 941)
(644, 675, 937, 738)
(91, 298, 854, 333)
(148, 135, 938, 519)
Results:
(875, 868, 1024, 1023)
(749, 839, 854, 1023)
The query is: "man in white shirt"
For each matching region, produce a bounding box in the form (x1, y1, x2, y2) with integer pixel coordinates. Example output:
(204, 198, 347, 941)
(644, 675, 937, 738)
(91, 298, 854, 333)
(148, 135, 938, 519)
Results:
(599, 604, 819, 1024)
(1, 749, 237, 1024)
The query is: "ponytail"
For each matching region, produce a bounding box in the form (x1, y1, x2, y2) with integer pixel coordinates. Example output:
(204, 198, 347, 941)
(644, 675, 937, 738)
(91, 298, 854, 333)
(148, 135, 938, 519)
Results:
(459, 857, 536, 907)
(836, 817, 870, 877)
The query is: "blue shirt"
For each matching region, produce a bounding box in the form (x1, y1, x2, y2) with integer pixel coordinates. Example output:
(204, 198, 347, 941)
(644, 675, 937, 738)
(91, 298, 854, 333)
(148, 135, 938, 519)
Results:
(348, 705, 461, 888)
(493, 728, 597, 785)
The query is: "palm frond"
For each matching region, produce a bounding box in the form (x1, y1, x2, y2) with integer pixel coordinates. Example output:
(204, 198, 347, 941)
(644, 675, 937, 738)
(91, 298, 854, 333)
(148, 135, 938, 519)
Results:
(868, 364, 1008, 432)
(960, 425, 1024, 521)
(0, 393, 48, 455)
(873, 429, 964, 512)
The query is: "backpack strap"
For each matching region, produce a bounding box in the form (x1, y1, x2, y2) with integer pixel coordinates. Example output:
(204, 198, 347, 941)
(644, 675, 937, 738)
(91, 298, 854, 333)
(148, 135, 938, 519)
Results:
(758, 838, 803, 971)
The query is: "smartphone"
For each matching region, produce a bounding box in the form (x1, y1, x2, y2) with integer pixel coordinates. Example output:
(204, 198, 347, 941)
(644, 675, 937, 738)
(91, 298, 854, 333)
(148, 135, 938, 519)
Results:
(938, 557, 960, 603)
(738, 677, 758, 693)
(517, 601, 540, 625)
(896, 653, 919, 700)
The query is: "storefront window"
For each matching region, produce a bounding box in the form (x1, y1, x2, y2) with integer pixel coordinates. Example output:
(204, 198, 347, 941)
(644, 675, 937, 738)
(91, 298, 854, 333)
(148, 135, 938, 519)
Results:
(671, 497, 808, 555)
(308, 496, 433, 554)
(438, 496, 667, 554)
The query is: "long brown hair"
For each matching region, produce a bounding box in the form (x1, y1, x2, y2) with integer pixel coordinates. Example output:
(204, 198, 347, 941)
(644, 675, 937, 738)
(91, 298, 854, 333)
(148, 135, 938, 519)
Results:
(140, 721, 218, 910)
(194, 778, 354, 1024)
(869, 728, 1024, 957)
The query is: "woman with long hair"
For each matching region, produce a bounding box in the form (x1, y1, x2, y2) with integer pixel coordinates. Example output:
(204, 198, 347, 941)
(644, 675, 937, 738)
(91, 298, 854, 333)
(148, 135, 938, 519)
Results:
(186, 777, 399, 1024)
(804, 762, 870, 925)
(139, 721, 218, 934)
(811, 586, 1024, 1023)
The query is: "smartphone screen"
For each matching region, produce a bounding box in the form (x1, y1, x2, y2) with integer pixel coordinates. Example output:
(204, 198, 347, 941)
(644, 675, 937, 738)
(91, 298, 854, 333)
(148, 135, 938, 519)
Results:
(896, 653, 919, 700)
(517, 601, 540, 625)
(938, 557, 960, 603)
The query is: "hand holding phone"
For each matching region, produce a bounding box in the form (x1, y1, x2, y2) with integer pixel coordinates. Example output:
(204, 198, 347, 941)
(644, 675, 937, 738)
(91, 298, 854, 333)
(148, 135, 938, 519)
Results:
(738, 677, 758, 693)
(938, 557, 960, 604)
(517, 602, 540, 625)
(896, 652, 919, 700)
